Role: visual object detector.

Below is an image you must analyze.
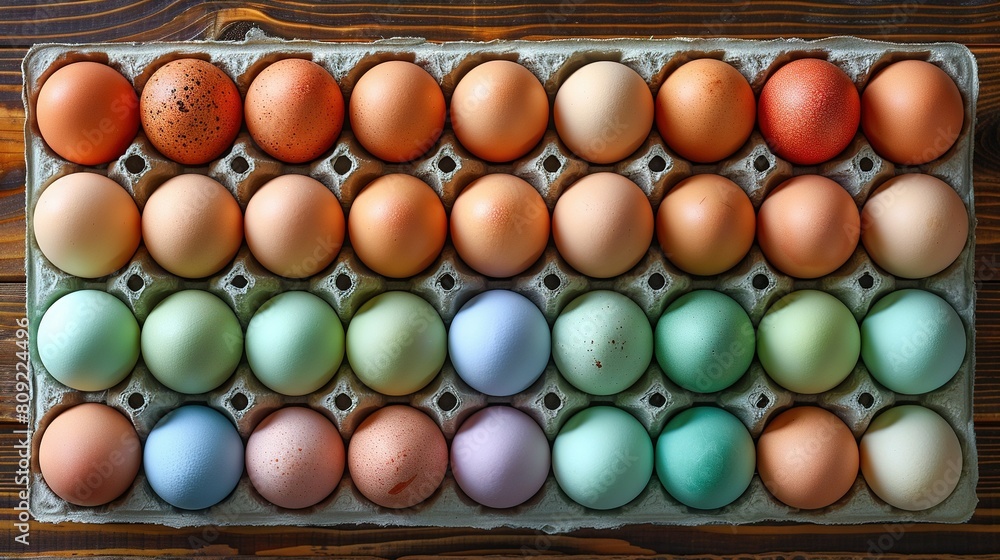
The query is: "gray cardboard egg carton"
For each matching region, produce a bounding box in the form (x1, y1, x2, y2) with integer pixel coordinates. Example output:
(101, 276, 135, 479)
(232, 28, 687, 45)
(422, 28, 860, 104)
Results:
(24, 36, 977, 529)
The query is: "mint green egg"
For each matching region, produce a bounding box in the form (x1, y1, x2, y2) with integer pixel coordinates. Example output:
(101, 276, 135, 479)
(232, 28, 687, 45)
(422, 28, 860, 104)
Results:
(861, 289, 966, 395)
(246, 291, 345, 396)
(141, 290, 243, 395)
(345, 291, 446, 396)
(552, 406, 654, 510)
(655, 406, 755, 509)
(757, 290, 860, 394)
(37, 290, 139, 391)
(655, 290, 754, 393)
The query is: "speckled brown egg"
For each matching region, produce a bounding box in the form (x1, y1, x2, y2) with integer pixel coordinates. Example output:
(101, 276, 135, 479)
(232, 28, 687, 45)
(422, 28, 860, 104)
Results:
(245, 58, 344, 163)
(140, 59, 243, 165)
(346, 405, 447, 509)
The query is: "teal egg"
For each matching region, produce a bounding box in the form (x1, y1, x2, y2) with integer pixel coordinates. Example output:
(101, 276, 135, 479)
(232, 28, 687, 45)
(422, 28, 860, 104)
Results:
(861, 289, 966, 395)
(37, 290, 139, 391)
(655, 406, 755, 509)
(246, 291, 345, 396)
(552, 406, 654, 510)
(654, 290, 754, 393)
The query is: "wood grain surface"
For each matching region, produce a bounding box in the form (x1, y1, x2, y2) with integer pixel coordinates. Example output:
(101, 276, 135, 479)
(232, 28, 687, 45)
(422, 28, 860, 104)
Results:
(2, 1, 1000, 558)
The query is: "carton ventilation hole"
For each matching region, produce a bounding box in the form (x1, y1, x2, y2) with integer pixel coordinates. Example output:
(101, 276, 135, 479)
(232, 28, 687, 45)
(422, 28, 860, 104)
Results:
(753, 155, 770, 172)
(334, 393, 353, 411)
(543, 273, 561, 290)
(859, 156, 875, 172)
(437, 391, 458, 412)
(543, 155, 561, 173)
(755, 393, 770, 408)
(333, 155, 353, 175)
(543, 392, 562, 410)
(437, 156, 456, 173)
(648, 155, 666, 173)
(858, 272, 875, 289)
(752, 273, 770, 290)
(858, 392, 875, 409)
(126, 274, 144, 292)
(230, 156, 250, 174)
(127, 392, 145, 410)
(648, 392, 666, 407)
(124, 155, 146, 174)
(647, 273, 666, 290)
(230, 392, 249, 411)
(335, 273, 353, 291)
(230, 275, 248, 289)
(438, 273, 456, 291)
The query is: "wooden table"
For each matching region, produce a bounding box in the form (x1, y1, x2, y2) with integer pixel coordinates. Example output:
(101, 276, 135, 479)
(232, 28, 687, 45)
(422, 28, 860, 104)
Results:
(2, 1, 999, 557)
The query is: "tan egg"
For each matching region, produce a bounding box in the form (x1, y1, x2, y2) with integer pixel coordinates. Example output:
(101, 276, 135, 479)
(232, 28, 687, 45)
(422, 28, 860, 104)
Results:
(349, 61, 445, 162)
(348, 174, 447, 278)
(245, 58, 344, 163)
(655, 58, 756, 163)
(657, 174, 755, 276)
(554, 61, 654, 164)
(244, 175, 344, 278)
(33, 172, 140, 278)
(451, 60, 549, 162)
(552, 172, 654, 278)
(861, 174, 968, 279)
(141, 174, 243, 279)
(450, 174, 550, 278)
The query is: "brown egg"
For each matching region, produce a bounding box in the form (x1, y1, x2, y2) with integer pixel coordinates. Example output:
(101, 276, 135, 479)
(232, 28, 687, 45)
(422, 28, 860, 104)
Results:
(141, 174, 243, 279)
(349, 60, 445, 162)
(39, 403, 142, 507)
(655, 58, 756, 163)
(450, 60, 549, 162)
(140, 59, 243, 165)
(348, 174, 447, 278)
(862, 60, 964, 165)
(245, 59, 344, 163)
(861, 174, 968, 279)
(552, 172, 654, 278)
(757, 406, 859, 510)
(36, 62, 139, 166)
(450, 174, 550, 278)
(346, 405, 447, 509)
(554, 61, 654, 164)
(657, 174, 755, 276)
(244, 175, 344, 278)
(33, 172, 141, 278)
(757, 175, 860, 279)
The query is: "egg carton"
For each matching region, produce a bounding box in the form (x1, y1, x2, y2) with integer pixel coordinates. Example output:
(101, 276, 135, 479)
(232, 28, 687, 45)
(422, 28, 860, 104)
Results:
(23, 35, 977, 530)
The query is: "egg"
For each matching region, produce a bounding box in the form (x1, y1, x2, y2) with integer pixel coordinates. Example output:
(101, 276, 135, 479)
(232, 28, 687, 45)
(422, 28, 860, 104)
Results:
(246, 291, 345, 396)
(757, 406, 859, 510)
(244, 174, 345, 278)
(757, 290, 860, 394)
(33, 172, 141, 278)
(654, 290, 754, 393)
(862, 60, 964, 165)
(860, 405, 963, 511)
(861, 289, 966, 395)
(348, 60, 445, 162)
(35, 61, 139, 165)
(246, 407, 346, 510)
(451, 406, 550, 509)
(140, 290, 244, 394)
(347, 405, 448, 509)
(655, 406, 755, 510)
(655, 58, 756, 163)
(552, 290, 653, 396)
(37, 290, 139, 392)
(345, 291, 446, 396)
(143, 405, 244, 510)
(448, 290, 550, 396)
(757, 174, 860, 279)
(860, 173, 968, 279)
(347, 173, 446, 278)
(140, 59, 243, 165)
(758, 58, 860, 165)
(245, 58, 344, 163)
(552, 406, 654, 510)
(552, 172, 654, 278)
(450, 173, 549, 278)
(141, 174, 243, 279)
(554, 61, 654, 164)
(656, 174, 755, 276)
(451, 60, 549, 162)
(38, 403, 141, 507)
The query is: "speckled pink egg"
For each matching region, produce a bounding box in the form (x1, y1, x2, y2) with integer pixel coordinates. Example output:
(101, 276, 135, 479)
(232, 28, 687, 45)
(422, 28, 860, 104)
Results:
(347, 405, 447, 509)
(245, 407, 345, 509)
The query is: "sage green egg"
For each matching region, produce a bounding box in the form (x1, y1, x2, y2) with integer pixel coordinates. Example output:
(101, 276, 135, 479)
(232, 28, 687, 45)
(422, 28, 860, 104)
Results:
(141, 290, 243, 394)
(655, 290, 755, 393)
(37, 290, 139, 391)
(345, 291, 446, 396)
(246, 291, 345, 396)
(552, 290, 653, 395)
(757, 289, 860, 394)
